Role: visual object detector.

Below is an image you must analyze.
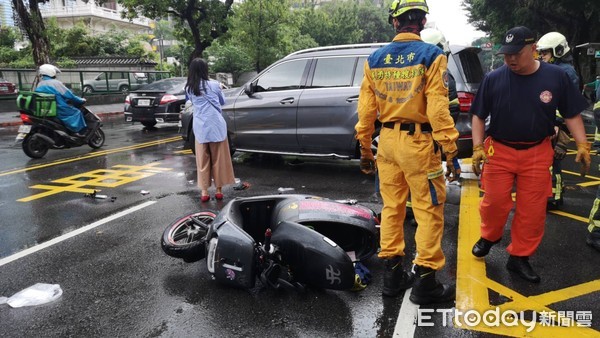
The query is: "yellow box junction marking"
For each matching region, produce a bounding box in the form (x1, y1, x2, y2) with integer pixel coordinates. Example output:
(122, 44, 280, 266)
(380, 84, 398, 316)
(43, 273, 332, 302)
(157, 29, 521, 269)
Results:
(457, 180, 600, 337)
(18, 163, 172, 202)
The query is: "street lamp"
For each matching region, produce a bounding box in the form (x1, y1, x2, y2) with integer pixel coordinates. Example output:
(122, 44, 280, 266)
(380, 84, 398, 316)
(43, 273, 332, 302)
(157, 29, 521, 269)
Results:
(149, 36, 163, 70)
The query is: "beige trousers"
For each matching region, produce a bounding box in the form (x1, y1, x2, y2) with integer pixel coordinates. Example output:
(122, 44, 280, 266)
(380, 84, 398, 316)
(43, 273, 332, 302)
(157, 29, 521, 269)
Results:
(195, 139, 235, 190)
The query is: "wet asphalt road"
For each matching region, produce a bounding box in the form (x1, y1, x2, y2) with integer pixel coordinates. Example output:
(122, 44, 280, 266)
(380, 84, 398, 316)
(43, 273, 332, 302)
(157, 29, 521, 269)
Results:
(0, 115, 598, 337)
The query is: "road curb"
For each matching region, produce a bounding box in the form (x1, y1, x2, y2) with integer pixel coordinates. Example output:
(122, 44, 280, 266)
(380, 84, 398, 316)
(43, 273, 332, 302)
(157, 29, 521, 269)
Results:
(0, 111, 123, 128)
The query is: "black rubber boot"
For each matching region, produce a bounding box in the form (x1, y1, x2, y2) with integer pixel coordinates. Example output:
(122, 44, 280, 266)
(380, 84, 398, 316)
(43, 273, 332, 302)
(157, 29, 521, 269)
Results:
(586, 228, 600, 252)
(472, 237, 501, 257)
(382, 256, 414, 297)
(506, 255, 540, 283)
(409, 265, 455, 305)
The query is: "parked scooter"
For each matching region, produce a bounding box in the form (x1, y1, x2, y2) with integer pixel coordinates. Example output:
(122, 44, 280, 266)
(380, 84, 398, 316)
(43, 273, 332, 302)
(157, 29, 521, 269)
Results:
(161, 194, 379, 292)
(15, 92, 105, 159)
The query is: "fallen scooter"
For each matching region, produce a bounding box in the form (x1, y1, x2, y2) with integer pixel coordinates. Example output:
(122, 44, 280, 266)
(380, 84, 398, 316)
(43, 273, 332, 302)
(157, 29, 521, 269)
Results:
(161, 194, 379, 291)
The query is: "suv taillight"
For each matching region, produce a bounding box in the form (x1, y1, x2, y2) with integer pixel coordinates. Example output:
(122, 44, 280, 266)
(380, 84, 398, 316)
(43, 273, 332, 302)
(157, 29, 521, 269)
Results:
(457, 92, 475, 113)
(125, 95, 130, 104)
(160, 94, 178, 104)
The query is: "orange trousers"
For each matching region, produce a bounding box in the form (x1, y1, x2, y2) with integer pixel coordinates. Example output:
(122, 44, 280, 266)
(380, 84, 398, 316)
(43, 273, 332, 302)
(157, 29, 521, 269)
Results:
(377, 126, 447, 270)
(479, 137, 553, 256)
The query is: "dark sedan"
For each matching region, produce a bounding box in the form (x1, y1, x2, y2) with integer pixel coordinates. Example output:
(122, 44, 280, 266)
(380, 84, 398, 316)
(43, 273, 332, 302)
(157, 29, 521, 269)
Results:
(124, 77, 186, 128)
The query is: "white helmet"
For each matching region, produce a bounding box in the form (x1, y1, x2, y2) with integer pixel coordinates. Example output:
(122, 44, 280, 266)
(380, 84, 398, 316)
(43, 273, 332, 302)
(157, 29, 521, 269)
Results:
(39, 64, 61, 78)
(536, 32, 570, 58)
(421, 28, 449, 53)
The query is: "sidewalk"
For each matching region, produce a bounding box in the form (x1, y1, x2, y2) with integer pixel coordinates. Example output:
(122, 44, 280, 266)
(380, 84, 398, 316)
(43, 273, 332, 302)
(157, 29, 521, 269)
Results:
(0, 103, 124, 127)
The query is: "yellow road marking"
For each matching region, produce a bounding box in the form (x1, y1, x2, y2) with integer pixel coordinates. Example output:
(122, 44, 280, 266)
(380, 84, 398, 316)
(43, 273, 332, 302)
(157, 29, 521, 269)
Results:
(0, 136, 181, 178)
(548, 209, 589, 223)
(18, 163, 172, 202)
(562, 170, 600, 180)
(528, 280, 600, 306)
(456, 179, 488, 312)
(457, 179, 600, 337)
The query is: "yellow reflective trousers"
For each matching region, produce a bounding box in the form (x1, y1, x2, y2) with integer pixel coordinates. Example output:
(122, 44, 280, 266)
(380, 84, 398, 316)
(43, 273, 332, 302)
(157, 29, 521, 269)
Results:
(377, 124, 446, 270)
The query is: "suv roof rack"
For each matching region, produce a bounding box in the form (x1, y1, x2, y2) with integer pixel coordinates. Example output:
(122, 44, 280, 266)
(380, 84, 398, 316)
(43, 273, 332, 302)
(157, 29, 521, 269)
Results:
(285, 43, 388, 58)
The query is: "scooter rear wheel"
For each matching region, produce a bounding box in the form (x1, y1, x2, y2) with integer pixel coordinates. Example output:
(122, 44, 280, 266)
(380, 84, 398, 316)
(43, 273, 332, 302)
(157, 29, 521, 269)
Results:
(88, 128, 105, 149)
(161, 210, 216, 262)
(22, 133, 50, 159)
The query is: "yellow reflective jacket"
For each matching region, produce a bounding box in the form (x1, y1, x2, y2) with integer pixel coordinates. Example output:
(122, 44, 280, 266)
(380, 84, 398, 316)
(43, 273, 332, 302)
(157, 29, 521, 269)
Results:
(355, 32, 459, 154)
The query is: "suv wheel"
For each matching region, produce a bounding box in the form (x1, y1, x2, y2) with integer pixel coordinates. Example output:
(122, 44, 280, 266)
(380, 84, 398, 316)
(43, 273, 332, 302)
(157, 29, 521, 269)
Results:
(186, 128, 196, 154)
(83, 85, 93, 93)
(119, 85, 129, 94)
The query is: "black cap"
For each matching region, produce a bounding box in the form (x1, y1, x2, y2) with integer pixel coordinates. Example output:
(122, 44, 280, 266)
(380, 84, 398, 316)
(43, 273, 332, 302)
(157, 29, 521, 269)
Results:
(497, 26, 536, 55)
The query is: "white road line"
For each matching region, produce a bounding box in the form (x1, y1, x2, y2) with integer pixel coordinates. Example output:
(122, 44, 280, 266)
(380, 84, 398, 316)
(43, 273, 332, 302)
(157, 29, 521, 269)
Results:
(393, 288, 420, 337)
(0, 201, 156, 267)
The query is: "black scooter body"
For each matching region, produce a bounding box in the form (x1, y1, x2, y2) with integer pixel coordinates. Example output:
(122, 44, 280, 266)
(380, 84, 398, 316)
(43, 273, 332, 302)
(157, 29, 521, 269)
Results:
(25, 106, 102, 148)
(202, 194, 378, 290)
(19, 106, 105, 158)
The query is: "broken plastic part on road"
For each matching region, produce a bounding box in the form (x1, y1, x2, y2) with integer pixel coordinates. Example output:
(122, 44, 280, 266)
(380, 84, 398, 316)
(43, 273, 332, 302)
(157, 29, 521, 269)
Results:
(3, 283, 63, 308)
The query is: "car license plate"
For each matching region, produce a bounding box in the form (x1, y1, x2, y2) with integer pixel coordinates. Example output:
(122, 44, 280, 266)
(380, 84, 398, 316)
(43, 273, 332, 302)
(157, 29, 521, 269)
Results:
(137, 99, 151, 107)
(0, 86, 7, 92)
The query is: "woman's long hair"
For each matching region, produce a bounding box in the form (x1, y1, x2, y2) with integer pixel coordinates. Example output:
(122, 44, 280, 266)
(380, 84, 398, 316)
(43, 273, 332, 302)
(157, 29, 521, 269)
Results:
(185, 58, 210, 96)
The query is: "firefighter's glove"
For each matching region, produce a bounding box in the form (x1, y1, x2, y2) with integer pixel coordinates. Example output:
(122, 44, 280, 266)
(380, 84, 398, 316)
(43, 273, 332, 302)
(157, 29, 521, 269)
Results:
(472, 144, 488, 176)
(359, 147, 376, 176)
(575, 142, 592, 177)
(553, 129, 570, 160)
(445, 150, 461, 182)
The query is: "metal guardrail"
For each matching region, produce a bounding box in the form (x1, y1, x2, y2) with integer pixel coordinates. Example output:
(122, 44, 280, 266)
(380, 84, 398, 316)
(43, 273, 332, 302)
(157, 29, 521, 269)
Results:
(0, 69, 171, 98)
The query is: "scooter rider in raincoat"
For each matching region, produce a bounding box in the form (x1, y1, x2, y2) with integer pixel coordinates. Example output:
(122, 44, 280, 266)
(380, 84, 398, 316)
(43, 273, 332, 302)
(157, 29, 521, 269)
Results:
(355, 0, 459, 305)
(35, 64, 87, 137)
(536, 32, 579, 209)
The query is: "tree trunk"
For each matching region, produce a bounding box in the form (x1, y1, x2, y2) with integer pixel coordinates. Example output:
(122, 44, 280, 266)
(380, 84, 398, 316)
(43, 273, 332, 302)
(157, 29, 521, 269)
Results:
(188, 17, 204, 60)
(12, 0, 51, 65)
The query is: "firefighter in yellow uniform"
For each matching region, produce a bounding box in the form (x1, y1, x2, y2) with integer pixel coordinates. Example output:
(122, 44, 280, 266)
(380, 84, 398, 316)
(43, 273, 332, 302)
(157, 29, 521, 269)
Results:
(355, 0, 459, 305)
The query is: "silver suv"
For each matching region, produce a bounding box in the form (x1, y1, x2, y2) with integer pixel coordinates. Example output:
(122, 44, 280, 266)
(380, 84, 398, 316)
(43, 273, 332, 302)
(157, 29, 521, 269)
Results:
(83, 72, 148, 94)
(180, 43, 483, 158)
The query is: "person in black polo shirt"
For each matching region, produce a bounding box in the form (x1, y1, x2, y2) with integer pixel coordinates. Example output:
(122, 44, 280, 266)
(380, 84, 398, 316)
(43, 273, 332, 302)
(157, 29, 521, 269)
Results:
(469, 26, 591, 283)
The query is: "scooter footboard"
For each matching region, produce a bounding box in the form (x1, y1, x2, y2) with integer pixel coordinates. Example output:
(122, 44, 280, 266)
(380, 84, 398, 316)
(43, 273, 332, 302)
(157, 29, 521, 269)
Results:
(271, 221, 355, 290)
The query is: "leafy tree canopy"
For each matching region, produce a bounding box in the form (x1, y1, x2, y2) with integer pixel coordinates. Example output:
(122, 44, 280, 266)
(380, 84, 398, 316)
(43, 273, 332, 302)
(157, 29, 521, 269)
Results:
(117, 0, 233, 61)
(463, 0, 600, 47)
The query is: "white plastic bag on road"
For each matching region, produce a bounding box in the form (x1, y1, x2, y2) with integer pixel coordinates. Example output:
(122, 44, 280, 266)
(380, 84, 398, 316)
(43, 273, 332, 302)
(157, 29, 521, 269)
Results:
(5, 283, 63, 308)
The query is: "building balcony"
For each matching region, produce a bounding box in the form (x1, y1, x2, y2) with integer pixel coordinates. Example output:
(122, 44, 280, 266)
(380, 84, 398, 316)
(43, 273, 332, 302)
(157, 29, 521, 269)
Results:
(40, 2, 151, 34)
